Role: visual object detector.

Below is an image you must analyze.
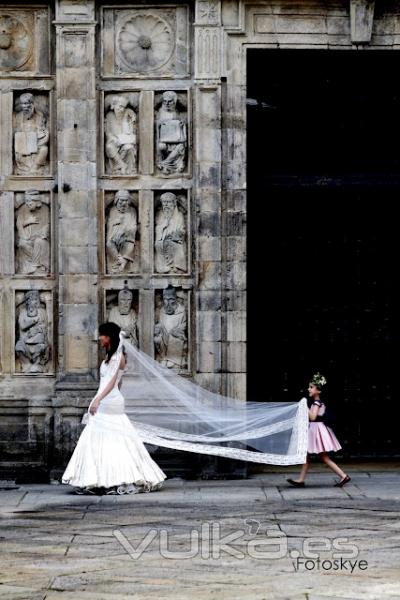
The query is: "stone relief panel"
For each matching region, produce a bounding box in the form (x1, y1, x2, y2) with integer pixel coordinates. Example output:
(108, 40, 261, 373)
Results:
(105, 190, 139, 274)
(14, 290, 52, 375)
(102, 6, 189, 78)
(15, 190, 50, 275)
(155, 91, 188, 175)
(0, 8, 49, 74)
(154, 285, 188, 370)
(0, 13, 33, 72)
(104, 93, 138, 176)
(13, 91, 50, 176)
(195, 0, 221, 25)
(106, 282, 139, 348)
(154, 191, 188, 274)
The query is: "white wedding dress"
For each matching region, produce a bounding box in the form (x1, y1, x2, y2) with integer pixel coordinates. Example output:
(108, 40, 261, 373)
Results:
(62, 350, 167, 494)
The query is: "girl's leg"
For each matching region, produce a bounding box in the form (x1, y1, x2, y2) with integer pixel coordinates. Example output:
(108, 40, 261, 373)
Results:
(320, 453, 347, 479)
(298, 456, 310, 482)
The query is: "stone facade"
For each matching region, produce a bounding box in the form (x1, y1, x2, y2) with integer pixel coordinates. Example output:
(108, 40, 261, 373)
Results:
(0, 0, 396, 479)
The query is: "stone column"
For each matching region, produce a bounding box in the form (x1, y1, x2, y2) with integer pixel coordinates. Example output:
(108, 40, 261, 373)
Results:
(194, 0, 245, 477)
(194, 0, 223, 394)
(52, 0, 98, 476)
(54, 0, 98, 384)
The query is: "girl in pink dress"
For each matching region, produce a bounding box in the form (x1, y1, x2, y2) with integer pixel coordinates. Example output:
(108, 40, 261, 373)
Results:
(287, 373, 351, 487)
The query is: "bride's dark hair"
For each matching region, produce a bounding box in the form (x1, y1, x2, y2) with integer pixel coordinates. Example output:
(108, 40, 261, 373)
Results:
(99, 321, 121, 363)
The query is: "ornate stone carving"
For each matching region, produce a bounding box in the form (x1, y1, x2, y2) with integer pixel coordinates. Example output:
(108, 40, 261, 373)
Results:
(15, 290, 51, 374)
(196, 0, 220, 25)
(106, 190, 138, 274)
(13, 92, 49, 176)
(15, 190, 50, 275)
(103, 7, 189, 78)
(0, 14, 32, 71)
(107, 282, 139, 348)
(195, 27, 221, 79)
(155, 91, 187, 175)
(104, 93, 138, 175)
(154, 192, 187, 274)
(117, 13, 174, 74)
(154, 286, 188, 369)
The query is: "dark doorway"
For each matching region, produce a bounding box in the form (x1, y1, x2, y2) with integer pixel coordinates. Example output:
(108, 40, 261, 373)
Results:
(247, 50, 400, 457)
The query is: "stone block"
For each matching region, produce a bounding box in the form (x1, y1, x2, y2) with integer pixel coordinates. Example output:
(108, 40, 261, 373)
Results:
(59, 218, 90, 246)
(63, 304, 96, 336)
(64, 335, 90, 373)
(225, 236, 246, 262)
(197, 236, 222, 261)
(196, 342, 222, 372)
(225, 341, 246, 372)
(60, 275, 93, 304)
(196, 311, 222, 341)
(61, 247, 89, 274)
(195, 291, 222, 311)
(226, 311, 246, 341)
(197, 261, 222, 290)
(59, 191, 90, 219)
(224, 261, 246, 291)
(198, 212, 221, 237)
(194, 373, 223, 394)
(225, 373, 246, 401)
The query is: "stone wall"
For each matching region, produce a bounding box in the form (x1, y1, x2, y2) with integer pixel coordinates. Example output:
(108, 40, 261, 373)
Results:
(0, 0, 398, 479)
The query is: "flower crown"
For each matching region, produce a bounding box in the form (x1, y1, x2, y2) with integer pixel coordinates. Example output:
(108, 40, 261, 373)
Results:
(310, 372, 327, 388)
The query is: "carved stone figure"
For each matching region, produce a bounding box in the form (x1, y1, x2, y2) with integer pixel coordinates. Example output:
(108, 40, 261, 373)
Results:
(154, 192, 187, 273)
(154, 286, 187, 369)
(15, 290, 50, 374)
(105, 95, 137, 175)
(15, 190, 50, 275)
(108, 283, 138, 347)
(156, 91, 187, 174)
(0, 14, 32, 72)
(13, 92, 49, 175)
(106, 190, 138, 274)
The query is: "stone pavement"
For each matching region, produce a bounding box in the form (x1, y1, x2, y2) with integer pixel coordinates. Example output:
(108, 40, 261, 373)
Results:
(1, 463, 400, 600)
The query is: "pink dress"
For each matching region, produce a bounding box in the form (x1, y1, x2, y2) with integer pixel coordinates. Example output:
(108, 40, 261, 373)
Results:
(308, 400, 342, 454)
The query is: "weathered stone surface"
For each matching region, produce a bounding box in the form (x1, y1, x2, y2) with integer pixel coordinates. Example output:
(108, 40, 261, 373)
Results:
(0, 0, 393, 478)
(2, 469, 399, 598)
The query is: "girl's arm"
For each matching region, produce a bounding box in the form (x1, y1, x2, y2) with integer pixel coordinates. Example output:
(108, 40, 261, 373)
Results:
(308, 401, 321, 421)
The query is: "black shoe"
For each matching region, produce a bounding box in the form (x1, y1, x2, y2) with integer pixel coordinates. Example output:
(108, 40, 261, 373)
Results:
(334, 475, 351, 487)
(287, 478, 305, 487)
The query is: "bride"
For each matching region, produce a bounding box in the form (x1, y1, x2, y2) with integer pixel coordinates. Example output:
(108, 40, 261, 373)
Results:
(63, 321, 309, 495)
(62, 322, 167, 495)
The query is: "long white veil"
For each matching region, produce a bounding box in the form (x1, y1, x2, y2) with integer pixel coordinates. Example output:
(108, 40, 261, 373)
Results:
(88, 332, 309, 465)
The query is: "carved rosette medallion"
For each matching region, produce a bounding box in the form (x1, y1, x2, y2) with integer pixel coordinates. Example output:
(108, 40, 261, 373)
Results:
(0, 14, 32, 71)
(117, 13, 174, 74)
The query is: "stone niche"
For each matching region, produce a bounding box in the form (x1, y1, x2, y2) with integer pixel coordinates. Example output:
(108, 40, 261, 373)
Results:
(154, 190, 188, 275)
(104, 190, 140, 274)
(12, 90, 50, 176)
(103, 92, 139, 176)
(101, 5, 190, 78)
(155, 90, 188, 176)
(14, 190, 51, 276)
(154, 286, 188, 370)
(106, 283, 139, 348)
(14, 289, 53, 375)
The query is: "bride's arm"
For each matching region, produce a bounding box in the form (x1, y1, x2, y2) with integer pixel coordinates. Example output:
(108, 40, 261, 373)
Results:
(89, 353, 124, 414)
(118, 354, 126, 390)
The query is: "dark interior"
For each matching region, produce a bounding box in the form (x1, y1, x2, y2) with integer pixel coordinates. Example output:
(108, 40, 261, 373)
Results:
(247, 50, 400, 457)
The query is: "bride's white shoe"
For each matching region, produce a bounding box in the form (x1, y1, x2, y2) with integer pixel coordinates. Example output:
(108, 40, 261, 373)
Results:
(117, 483, 139, 495)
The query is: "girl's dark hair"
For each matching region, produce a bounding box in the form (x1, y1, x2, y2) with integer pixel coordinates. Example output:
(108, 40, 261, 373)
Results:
(99, 322, 121, 363)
